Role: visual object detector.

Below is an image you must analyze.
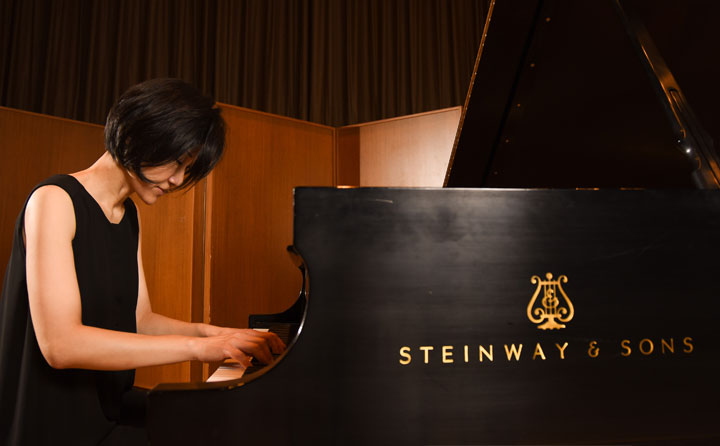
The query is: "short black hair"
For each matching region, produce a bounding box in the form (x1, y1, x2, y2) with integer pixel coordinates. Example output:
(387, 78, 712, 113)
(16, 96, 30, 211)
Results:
(104, 78, 225, 188)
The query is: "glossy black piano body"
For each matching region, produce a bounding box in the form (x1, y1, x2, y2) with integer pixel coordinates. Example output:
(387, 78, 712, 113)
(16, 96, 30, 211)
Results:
(148, 0, 720, 444)
(149, 187, 720, 444)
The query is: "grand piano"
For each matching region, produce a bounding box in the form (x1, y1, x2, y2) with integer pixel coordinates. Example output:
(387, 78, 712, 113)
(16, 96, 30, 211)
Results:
(147, 1, 720, 444)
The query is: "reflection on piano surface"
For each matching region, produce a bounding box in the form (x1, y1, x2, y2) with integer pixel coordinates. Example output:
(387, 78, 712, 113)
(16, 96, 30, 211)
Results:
(208, 265, 305, 382)
(148, 1, 720, 444)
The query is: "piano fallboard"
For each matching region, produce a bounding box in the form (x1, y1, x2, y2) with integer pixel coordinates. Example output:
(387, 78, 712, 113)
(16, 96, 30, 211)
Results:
(148, 188, 720, 445)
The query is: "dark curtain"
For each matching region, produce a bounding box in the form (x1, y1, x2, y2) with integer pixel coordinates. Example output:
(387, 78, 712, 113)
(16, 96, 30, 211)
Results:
(0, 0, 487, 127)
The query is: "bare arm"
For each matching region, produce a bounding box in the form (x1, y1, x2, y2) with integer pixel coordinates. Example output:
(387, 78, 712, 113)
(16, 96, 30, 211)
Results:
(25, 186, 284, 371)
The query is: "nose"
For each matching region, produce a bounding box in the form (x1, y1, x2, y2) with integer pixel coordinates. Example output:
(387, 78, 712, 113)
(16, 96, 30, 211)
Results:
(168, 166, 185, 187)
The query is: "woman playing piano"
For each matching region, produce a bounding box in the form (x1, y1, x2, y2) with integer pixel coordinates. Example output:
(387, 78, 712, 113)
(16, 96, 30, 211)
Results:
(0, 78, 285, 445)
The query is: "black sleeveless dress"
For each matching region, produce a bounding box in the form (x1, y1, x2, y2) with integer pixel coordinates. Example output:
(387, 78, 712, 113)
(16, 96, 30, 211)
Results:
(0, 175, 141, 445)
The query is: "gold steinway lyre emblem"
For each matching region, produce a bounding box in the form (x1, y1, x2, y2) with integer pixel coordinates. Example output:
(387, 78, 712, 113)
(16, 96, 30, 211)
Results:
(527, 273, 574, 330)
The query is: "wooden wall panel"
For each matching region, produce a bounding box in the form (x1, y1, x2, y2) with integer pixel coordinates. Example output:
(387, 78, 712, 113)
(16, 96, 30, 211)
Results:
(207, 105, 335, 335)
(335, 127, 360, 186)
(0, 107, 104, 271)
(338, 107, 462, 187)
(133, 187, 202, 387)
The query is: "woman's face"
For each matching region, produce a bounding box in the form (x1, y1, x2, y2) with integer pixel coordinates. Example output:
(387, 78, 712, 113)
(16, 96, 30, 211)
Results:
(129, 155, 195, 205)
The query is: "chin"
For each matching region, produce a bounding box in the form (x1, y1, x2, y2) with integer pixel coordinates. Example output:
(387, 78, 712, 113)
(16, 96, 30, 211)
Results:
(137, 192, 160, 205)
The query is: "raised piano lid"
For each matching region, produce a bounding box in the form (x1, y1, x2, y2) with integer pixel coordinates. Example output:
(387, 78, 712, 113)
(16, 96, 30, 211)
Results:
(445, 0, 720, 189)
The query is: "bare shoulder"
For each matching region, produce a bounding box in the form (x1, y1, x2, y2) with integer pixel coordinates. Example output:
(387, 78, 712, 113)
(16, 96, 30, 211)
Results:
(24, 185, 76, 240)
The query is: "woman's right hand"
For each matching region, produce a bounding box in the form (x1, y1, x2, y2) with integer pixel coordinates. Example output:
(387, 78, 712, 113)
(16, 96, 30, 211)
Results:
(192, 329, 285, 367)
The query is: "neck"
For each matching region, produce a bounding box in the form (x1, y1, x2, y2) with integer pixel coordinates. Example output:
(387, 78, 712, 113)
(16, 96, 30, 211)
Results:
(71, 152, 133, 215)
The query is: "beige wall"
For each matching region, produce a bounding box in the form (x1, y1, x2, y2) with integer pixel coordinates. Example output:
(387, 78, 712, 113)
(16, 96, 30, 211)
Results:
(337, 107, 461, 187)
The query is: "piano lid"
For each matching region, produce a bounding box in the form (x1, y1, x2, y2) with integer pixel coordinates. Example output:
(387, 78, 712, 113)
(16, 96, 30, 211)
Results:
(444, 0, 720, 189)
